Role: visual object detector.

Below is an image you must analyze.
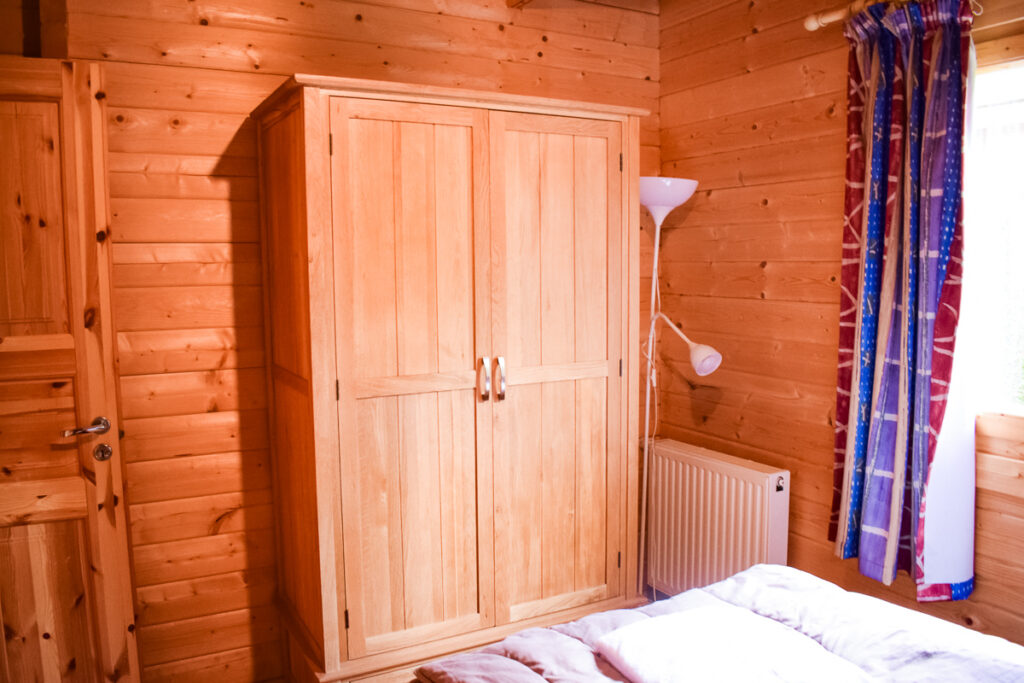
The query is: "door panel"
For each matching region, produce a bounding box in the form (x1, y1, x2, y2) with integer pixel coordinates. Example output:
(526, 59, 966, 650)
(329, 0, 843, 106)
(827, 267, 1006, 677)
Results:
(0, 102, 68, 337)
(0, 379, 78, 483)
(332, 98, 492, 657)
(0, 522, 94, 683)
(490, 111, 624, 624)
(0, 61, 138, 681)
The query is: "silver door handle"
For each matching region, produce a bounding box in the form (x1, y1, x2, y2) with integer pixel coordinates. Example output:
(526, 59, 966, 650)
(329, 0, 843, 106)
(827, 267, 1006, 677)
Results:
(478, 357, 491, 401)
(62, 416, 111, 438)
(494, 356, 506, 401)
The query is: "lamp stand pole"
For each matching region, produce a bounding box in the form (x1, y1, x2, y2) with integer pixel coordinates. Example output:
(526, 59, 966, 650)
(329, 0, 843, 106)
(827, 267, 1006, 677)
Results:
(637, 211, 665, 597)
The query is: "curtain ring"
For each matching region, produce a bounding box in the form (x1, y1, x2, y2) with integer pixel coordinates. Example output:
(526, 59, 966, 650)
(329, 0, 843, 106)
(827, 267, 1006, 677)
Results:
(970, 0, 984, 16)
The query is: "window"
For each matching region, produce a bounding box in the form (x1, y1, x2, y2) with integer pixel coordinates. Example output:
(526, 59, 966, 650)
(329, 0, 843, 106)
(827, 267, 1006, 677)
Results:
(963, 59, 1024, 415)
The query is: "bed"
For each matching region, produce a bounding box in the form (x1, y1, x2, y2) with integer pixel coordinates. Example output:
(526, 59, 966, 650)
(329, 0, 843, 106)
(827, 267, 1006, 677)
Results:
(414, 564, 1024, 682)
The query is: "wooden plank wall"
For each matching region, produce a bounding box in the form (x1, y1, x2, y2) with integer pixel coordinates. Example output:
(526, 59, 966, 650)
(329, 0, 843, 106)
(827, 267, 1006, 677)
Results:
(40, 2, 659, 680)
(0, 1, 22, 55)
(657, 0, 1024, 644)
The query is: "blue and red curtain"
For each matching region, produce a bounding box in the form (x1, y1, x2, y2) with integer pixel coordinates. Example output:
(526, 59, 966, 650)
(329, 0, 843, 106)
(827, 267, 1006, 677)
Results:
(829, 0, 975, 601)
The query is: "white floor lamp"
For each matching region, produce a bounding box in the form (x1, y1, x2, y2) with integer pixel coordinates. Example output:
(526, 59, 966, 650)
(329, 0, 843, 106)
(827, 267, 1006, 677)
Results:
(637, 176, 722, 595)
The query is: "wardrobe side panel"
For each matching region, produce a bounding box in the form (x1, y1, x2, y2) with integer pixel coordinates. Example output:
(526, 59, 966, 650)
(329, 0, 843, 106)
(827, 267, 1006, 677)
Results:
(259, 103, 324, 648)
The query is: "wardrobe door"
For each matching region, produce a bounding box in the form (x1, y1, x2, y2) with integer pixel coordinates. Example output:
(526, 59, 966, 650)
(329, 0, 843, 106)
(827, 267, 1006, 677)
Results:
(489, 111, 626, 624)
(329, 98, 493, 658)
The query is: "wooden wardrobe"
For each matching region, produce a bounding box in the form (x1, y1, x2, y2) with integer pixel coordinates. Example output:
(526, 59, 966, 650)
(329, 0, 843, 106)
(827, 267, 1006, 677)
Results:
(253, 76, 642, 682)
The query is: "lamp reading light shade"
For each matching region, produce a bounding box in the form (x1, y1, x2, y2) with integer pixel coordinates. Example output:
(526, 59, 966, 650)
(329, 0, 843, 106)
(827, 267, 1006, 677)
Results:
(654, 313, 723, 377)
(690, 344, 723, 376)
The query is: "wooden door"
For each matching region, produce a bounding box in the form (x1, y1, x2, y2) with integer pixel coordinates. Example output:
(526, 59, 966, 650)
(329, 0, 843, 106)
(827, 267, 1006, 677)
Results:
(330, 98, 493, 657)
(489, 111, 626, 624)
(0, 61, 138, 681)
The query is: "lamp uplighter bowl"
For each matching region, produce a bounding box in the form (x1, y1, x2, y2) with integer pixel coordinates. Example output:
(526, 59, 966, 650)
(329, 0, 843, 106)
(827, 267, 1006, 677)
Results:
(639, 176, 699, 228)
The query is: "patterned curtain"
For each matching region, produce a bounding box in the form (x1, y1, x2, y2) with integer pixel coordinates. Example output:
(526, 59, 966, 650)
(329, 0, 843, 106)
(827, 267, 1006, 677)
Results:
(829, 0, 975, 601)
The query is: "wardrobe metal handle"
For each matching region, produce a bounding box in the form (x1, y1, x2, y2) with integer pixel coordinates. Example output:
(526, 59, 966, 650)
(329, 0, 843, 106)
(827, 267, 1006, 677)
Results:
(478, 356, 491, 401)
(62, 416, 111, 438)
(494, 356, 506, 401)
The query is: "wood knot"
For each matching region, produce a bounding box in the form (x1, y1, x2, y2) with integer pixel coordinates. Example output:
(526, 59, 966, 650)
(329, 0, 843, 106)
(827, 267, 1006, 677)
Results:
(94, 91, 106, 100)
(199, 17, 209, 25)
(96, 229, 107, 242)
(83, 307, 97, 329)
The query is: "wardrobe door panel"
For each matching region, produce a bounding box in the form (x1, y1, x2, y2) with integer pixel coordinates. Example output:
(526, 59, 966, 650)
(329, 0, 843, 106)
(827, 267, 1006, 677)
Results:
(490, 112, 625, 624)
(331, 98, 493, 658)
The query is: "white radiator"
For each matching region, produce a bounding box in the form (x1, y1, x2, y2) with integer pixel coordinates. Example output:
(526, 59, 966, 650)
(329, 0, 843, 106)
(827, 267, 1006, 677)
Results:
(647, 438, 790, 595)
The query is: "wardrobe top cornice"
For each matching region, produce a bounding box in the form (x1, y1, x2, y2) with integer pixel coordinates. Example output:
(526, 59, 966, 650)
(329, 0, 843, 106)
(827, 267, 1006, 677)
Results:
(252, 73, 649, 121)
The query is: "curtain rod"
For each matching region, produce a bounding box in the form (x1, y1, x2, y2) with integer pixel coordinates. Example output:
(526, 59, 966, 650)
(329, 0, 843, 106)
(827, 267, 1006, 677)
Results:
(803, 0, 983, 32)
(804, 0, 872, 32)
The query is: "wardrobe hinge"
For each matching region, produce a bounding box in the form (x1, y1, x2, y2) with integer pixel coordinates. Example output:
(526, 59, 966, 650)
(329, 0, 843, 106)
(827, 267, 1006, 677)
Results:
(329, 133, 333, 155)
(619, 153, 622, 171)
(617, 551, 621, 568)
(344, 609, 349, 629)
(619, 359, 623, 377)
(335, 379, 340, 400)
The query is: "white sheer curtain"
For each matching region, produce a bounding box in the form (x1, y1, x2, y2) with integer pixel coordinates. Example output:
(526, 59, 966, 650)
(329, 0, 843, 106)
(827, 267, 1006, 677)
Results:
(923, 57, 1024, 589)
(963, 61, 1024, 415)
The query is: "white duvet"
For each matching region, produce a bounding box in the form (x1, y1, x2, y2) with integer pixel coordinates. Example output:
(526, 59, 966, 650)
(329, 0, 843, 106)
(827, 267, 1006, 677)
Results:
(597, 603, 872, 682)
(596, 565, 1024, 683)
